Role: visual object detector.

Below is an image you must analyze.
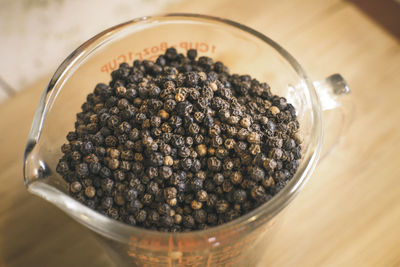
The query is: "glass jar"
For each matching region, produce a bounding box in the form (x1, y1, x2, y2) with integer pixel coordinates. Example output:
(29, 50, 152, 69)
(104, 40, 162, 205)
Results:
(24, 13, 351, 267)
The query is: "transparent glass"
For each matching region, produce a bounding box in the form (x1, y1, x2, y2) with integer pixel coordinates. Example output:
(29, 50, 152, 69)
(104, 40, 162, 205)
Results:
(24, 14, 351, 266)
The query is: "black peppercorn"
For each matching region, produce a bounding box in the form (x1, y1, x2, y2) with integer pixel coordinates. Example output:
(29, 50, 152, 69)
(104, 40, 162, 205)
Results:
(187, 49, 197, 60)
(183, 215, 195, 229)
(248, 166, 265, 182)
(193, 209, 207, 224)
(56, 47, 302, 232)
(136, 210, 147, 223)
(164, 187, 177, 200)
(216, 200, 229, 214)
(85, 186, 96, 198)
(70, 181, 82, 193)
(207, 157, 221, 172)
(76, 163, 89, 178)
(56, 161, 69, 175)
(190, 178, 203, 192)
(233, 189, 247, 204)
(178, 146, 190, 158)
(207, 213, 218, 225)
(213, 173, 224, 185)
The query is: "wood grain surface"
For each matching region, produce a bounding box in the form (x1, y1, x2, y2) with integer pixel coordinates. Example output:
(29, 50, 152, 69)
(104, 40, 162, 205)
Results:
(1, 0, 400, 266)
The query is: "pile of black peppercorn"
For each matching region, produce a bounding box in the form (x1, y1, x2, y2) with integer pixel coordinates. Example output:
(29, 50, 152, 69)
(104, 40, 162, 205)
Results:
(56, 48, 302, 232)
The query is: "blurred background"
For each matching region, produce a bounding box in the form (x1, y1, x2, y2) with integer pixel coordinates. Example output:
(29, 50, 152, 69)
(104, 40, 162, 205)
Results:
(0, 0, 178, 101)
(0, 0, 399, 266)
(1, 0, 398, 103)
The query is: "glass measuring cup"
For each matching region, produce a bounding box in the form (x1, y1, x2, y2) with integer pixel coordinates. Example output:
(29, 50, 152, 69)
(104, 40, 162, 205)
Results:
(23, 13, 351, 266)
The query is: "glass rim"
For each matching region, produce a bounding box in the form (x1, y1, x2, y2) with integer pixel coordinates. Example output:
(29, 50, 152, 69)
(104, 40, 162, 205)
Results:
(24, 13, 323, 242)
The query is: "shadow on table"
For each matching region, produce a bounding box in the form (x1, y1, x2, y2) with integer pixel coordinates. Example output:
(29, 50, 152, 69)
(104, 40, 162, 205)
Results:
(347, 0, 400, 41)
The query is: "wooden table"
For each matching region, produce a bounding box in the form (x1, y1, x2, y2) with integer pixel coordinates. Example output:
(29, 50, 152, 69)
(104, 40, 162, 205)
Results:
(1, 0, 399, 266)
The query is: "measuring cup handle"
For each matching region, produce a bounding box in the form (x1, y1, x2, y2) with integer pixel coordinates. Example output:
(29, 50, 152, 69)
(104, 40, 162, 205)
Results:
(313, 74, 353, 159)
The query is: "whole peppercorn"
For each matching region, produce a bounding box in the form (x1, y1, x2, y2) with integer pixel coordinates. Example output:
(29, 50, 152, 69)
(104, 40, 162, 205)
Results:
(206, 194, 218, 208)
(128, 199, 142, 213)
(157, 203, 172, 216)
(174, 214, 183, 224)
(215, 147, 228, 159)
(108, 148, 120, 159)
(146, 167, 158, 179)
(129, 128, 140, 141)
(196, 190, 208, 202)
(181, 158, 193, 170)
(161, 215, 174, 227)
(263, 158, 277, 171)
(85, 186, 96, 198)
(216, 200, 229, 214)
(237, 128, 249, 141)
(84, 153, 99, 164)
(167, 198, 177, 207)
(249, 144, 261, 155)
(159, 166, 172, 179)
(262, 176, 275, 188)
(248, 166, 265, 182)
(187, 157, 199, 171)
(269, 106, 280, 116)
(188, 123, 200, 135)
(70, 181, 82, 193)
(142, 193, 153, 206)
(227, 115, 239, 125)
(222, 181, 233, 193)
(207, 157, 221, 172)
(213, 173, 224, 185)
(183, 215, 195, 229)
(190, 178, 203, 192)
(222, 159, 234, 171)
(178, 147, 191, 158)
(149, 152, 164, 167)
(61, 143, 71, 154)
(114, 170, 125, 181)
(101, 178, 114, 192)
(120, 161, 131, 172)
(114, 193, 125, 206)
(164, 187, 177, 200)
(105, 135, 118, 147)
(230, 171, 243, 184)
(211, 135, 223, 147)
(187, 49, 197, 60)
(233, 189, 247, 203)
(175, 92, 186, 102)
(196, 144, 207, 157)
(66, 131, 77, 141)
(224, 138, 235, 150)
(207, 213, 218, 225)
(101, 197, 113, 210)
(56, 161, 69, 174)
(158, 109, 170, 120)
(247, 132, 261, 144)
(148, 210, 160, 223)
(191, 200, 203, 210)
(136, 210, 147, 223)
(108, 158, 120, 170)
(240, 117, 252, 128)
(269, 148, 283, 160)
(193, 112, 204, 123)
(76, 163, 89, 178)
(193, 209, 207, 224)
(162, 155, 173, 166)
(125, 189, 138, 201)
